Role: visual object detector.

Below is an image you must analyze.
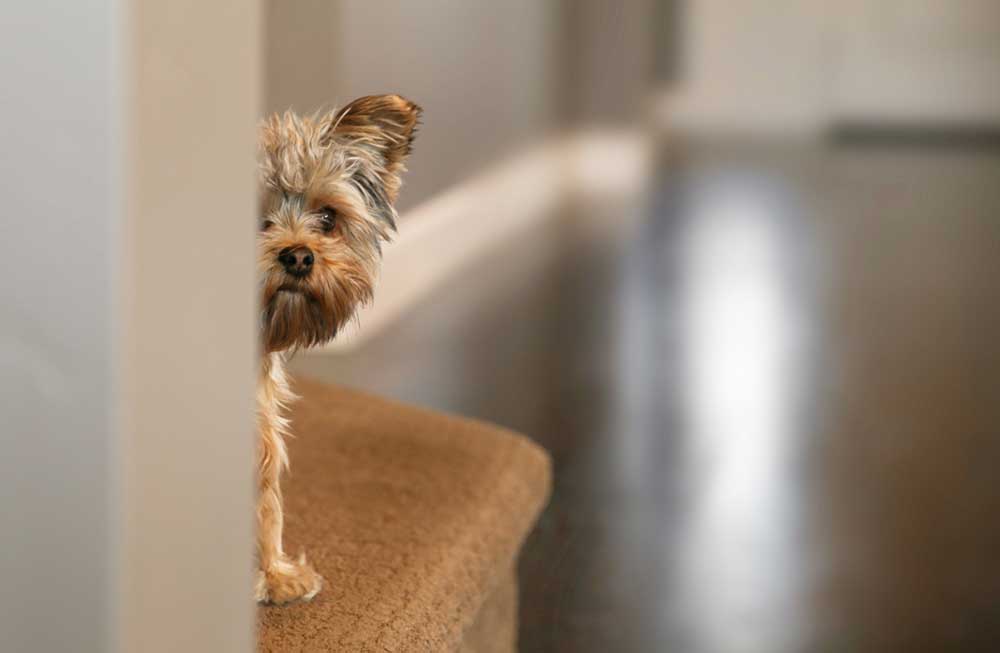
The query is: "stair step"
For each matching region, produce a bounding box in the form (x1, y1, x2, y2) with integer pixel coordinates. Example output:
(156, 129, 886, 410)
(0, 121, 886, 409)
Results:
(257, 379, 551, 652)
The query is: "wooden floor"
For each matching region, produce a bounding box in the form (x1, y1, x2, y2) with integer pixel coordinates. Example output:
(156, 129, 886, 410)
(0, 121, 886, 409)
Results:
(292, 138, 1000, 652)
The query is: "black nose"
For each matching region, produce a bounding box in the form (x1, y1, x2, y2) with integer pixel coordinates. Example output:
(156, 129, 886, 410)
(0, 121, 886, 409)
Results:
(278, 246, 314, 278)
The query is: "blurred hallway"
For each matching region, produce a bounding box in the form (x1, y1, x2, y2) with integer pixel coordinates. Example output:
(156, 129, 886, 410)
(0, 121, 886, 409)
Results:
(292, 138, 1000, 652)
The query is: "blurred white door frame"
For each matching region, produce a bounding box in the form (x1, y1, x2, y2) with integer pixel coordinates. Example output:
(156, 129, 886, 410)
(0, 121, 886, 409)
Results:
(2, 2, 260, 652)
(832, 0, 1000, 125)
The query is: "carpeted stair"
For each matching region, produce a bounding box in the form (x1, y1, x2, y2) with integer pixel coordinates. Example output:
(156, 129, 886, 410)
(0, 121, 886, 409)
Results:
(257, 379, 551, 652)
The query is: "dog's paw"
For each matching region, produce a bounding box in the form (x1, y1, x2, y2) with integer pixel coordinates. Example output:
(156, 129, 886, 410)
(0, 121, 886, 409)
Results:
(255, 553, 323, 605)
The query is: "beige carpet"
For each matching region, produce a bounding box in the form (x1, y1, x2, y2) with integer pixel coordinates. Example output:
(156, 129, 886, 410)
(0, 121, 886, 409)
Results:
(257, 379, 551, 652)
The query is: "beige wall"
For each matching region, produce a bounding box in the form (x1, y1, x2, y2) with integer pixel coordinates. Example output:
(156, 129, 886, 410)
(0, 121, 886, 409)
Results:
(665, 0, 834, 132)
(663, 0, 1000, 132)
(123, 1, 260, 651)
(832, 0, 1000, 123)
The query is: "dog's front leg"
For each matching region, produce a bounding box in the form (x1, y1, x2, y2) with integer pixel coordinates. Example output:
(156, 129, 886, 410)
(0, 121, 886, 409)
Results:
(254, 355, 323, 604)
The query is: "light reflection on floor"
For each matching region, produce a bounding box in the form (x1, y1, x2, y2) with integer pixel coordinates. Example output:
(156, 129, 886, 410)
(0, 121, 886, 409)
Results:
(673, 175, 807, 652)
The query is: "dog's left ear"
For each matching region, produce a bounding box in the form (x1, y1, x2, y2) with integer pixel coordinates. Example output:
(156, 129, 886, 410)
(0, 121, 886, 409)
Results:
(321, 94, 421, 207)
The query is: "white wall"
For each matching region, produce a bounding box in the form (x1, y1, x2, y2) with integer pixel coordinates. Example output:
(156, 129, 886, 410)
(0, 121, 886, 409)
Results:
(0, 1, 120, 650)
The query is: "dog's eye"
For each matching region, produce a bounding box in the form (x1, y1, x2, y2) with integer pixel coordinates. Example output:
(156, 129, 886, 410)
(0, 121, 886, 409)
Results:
(317, 206, 337, 233)
(260, 219, 274, 232)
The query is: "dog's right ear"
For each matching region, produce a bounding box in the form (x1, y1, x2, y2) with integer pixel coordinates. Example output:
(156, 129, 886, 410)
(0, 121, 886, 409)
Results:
(319, 95, 421, 206)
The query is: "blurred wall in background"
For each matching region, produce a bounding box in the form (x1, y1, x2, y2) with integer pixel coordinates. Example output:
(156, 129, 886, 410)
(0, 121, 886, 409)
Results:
(559, 0, 659, 125)
(265, 0, 662, 211)
(663, 0, 1000, 133)
(831, 0, 1000, 124)
(665, 0, 834, 132)
(266, 0, 560, 211)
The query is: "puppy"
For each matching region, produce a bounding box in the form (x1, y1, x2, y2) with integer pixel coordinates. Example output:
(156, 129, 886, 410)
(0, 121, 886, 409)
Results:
(254, 94, 420, 604)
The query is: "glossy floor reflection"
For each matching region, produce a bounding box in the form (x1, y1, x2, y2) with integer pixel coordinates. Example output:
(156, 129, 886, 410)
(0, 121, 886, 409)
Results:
(292, 139, 1000, 652)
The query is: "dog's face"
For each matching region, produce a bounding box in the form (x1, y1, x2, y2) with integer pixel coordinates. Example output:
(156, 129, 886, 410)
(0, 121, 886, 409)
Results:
(257, 95, 420, 352)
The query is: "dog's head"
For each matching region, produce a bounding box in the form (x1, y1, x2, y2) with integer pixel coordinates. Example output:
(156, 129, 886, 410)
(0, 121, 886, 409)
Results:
(257, 94, 421, 352)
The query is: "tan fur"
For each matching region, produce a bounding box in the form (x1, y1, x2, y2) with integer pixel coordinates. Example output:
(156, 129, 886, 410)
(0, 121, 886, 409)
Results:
(255, 95, 420, 604)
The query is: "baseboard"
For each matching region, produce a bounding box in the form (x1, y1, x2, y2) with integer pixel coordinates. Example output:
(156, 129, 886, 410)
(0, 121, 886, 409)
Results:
(322, 130, 650, 352)
(829, 122, 1000, 149)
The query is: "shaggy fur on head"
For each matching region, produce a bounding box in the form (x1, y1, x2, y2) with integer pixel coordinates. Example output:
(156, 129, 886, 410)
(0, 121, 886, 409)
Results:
(254, 95, 421, 605)
(258, 94, 421, 352)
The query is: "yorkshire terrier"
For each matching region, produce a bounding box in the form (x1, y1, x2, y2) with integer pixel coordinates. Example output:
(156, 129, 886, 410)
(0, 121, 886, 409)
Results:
(254, 94, 421, 604)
